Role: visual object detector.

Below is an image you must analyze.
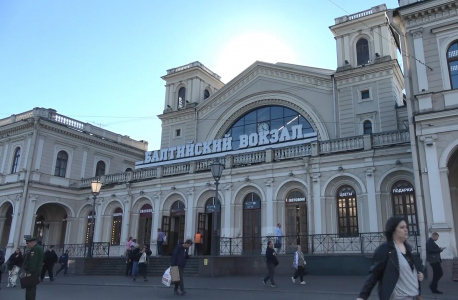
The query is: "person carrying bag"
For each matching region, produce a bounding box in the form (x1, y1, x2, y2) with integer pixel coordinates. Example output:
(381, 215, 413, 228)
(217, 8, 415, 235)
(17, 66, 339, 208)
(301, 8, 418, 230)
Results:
(291, 245, 307, 285)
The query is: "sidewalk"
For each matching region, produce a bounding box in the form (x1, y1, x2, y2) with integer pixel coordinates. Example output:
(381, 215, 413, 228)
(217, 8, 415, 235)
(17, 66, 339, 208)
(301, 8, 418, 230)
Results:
(27, 274, 457, 299)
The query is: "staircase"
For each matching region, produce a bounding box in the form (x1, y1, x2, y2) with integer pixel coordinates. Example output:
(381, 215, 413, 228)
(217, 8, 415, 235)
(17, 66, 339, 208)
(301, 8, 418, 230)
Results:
(83, 257, 200, 276)
(453, 259, 458, 282)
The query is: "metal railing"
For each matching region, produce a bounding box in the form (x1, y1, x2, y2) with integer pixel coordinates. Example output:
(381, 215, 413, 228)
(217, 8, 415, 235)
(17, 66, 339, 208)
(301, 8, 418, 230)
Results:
(219, 232, 419, 256)
(27, 242, 110, 258)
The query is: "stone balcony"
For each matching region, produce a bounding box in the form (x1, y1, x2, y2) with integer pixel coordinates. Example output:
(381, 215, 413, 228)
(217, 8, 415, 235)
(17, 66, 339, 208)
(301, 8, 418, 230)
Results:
(333, 4, 387, 25)
(78, 130, 411, 188)
(0, 107, 148, 151)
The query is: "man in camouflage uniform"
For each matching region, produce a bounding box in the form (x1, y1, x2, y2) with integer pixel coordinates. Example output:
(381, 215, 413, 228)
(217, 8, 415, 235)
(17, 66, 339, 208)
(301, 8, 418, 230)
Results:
(23, 236, 44, 300)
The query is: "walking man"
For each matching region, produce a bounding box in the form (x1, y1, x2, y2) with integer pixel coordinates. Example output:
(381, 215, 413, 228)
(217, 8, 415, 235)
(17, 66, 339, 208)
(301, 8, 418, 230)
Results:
(194, 231, 202, 256)
(56, 250, 69, 277)
(427, 232, 445, 294)
(157, 228, 164, 256)
(23, 236, 44, 300)
(275, 223, 283, 254)
(171, 239, 192, 295)
(41, 245, 58, 282)
(125, 245, 134, 277)
(132, 244, 141, 281)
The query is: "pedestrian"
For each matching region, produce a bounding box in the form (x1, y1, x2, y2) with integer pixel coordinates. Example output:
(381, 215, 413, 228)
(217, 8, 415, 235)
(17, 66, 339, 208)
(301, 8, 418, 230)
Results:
(426, 232, 445, 294)
(263, 240, 278, 288)
(132, 244, 141, 281)
(292, 245, 306, 285)
(40, 245, 58, 282)
(55, 250, 69, 277)
(125, 237, 133, 256)
(275, 223, 283, 254)
(357, 216, 424, 300)
(0, 249, 5, 290)
(194, 231, 202, 256)
(157, 229, 164, 256)
(131, 239, 138, 249)
(171, 239, 193, 295)
(23, 236, 44, 300)
(138, 246, 150, 282)
(7, 248, 24, 287)
(125, 245, 134, 277)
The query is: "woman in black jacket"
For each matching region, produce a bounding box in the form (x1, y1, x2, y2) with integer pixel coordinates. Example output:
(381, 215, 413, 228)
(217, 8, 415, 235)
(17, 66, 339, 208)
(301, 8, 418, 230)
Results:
(357, 217, 424, 300)
(263, 240, 278, 288)
(7, 248, 23, 288)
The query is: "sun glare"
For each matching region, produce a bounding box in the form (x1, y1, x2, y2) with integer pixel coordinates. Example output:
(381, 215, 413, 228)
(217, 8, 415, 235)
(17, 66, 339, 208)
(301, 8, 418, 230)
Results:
(216, 32, 299, 83)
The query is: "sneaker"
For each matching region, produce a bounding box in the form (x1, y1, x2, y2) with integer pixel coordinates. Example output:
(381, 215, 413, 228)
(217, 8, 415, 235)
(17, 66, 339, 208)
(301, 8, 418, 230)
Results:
(291, 277, 295, 283)
(271, 285, 277, 288)
(301, 281, 306, 285)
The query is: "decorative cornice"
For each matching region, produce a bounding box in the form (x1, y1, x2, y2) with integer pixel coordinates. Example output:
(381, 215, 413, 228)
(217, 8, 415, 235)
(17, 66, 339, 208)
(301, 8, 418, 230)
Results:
(186, 187, 195, 195)
(420, 134, 438, 145)
(400, 1, 458, 28)
(410, 27, 424, 39)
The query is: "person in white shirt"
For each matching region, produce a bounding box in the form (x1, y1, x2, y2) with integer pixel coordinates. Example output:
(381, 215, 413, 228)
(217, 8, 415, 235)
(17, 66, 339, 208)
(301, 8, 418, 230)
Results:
(275, 224, 283, 253)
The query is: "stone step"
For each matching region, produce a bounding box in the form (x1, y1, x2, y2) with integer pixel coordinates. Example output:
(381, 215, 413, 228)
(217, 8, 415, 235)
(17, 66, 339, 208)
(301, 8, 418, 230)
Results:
(453, 259, 458, 282)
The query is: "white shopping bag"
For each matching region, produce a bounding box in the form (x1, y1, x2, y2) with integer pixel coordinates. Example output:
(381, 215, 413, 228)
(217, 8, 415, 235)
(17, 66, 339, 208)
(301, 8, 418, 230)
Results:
(162, 267, 172, 287)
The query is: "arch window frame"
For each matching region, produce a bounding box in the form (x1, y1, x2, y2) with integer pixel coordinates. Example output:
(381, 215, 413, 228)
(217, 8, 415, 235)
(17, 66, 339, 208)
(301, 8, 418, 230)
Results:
(224, 105, 315, 150)
(363, 120, 373, 135)
(86, 210, 96, 244)
(177, 87, 186, 109)
(204, 89, 210, 100)
(111, 207, 123, 246)
(391, 180, 419, 235)
(447, 40, 458, 89)
(11, 147, 21, 174)
(95, 160, 106, 177)
(356, 37, 370, 66)
(54, 150, 69, 178)
(336, 185, 359, 237)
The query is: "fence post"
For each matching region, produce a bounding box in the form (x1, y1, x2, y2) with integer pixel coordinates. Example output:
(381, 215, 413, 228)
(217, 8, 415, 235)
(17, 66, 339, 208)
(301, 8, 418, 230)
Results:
(108, 243, 110, 257)
(230, 238, 232, 256)
(360, 233, 364, 255)
(311, 235, 314, 254)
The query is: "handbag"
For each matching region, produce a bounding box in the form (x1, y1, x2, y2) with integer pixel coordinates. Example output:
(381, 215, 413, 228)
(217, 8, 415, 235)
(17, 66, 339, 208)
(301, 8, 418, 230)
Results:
(20, 273, 40, 289)
(170, 266, 180, 283)
(274, 242, 282, 249)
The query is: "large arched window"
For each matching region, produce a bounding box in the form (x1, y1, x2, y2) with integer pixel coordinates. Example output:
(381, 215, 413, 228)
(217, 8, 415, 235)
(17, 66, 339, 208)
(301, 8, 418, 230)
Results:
(204, 89, 210, 99)
(447, 40, 458, 89)
(54, 151, 68, 177)
(356, 38, 370, 66)
(95, 161, 106, 177)
(391, 181, 418, 234)
(337, 186, 359, 237)
(111, 208, 123, 245)
(363, 120, 372, 134)
(178, 87, 186, 108)
(11, 147, 21, 173)
(225, 106, 314, 150)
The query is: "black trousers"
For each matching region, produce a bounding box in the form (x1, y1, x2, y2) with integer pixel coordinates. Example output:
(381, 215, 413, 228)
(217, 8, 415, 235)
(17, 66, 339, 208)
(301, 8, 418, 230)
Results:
(263, 263, 276, 285)
(138, 263, 147, 279)
(125, 261, 133, 276)
(174, 267, 185, 292)
(41, 263, 54, 281)
(25, 285, 37, 300)
(56, 263, 68, 276)
(293, 266, 305, 282)
(430, 262, 443, 292)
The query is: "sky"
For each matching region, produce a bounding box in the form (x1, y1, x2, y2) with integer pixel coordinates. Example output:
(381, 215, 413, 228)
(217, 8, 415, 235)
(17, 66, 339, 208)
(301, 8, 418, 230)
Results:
(0, 0, 400, 151)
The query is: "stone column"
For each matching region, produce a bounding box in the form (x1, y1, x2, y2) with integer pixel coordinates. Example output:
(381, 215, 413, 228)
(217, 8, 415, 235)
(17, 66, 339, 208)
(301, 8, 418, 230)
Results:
(34, 134, 46, 171)
(366, 168, 379, 232)
(22, 195, 38, 238)
(410, 28, 429, 93)
(150, 192, 161, 256)
(0, 139, 10, 174)
(80, 146, 89, 179)
(223, 184, 232, 237)
(6, 196, 21, 256)
(22, 133, 33, 170)
(265, 178, 274, 236)
(120, 195, 132, 250)
(312, 174, 322, 234)
(94, 201, 104, 242)
(185, 188, 195, 240)
(420, 135, 447, 226)
(64, 217, 77, 244)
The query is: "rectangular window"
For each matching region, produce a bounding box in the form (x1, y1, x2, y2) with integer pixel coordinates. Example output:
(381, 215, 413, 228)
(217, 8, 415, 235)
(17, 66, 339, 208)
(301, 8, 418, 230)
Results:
(361, 90, 370, 99)
(175, 129, 181, 137)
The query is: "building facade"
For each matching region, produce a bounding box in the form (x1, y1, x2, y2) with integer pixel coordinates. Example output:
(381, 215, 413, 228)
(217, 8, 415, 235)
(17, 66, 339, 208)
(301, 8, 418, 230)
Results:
(0, 3, 455, 277)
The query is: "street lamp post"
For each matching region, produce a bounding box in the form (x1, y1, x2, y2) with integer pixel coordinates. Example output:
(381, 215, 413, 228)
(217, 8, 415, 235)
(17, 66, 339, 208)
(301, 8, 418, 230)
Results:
(87, 179, 102, 258)
(210, 159, 224, 256)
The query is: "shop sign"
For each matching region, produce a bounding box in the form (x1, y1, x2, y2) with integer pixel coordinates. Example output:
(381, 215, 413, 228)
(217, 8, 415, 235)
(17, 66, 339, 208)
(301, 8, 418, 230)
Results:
(392, 187, 414, 194)
(140, 205, 153, 218)
(206, 204, 221, 213)
(171, 207, 185, 215)
(339, 191, 354, 197)
(136, 125, 318, 168)
(286, 197, 306, 203)
(244, 201, 261, 210)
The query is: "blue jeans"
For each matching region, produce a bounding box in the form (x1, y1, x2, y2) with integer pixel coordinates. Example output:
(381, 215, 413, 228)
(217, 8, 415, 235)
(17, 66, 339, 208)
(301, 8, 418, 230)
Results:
(132, 262, 139, 277)
(157, 241, 163, 256)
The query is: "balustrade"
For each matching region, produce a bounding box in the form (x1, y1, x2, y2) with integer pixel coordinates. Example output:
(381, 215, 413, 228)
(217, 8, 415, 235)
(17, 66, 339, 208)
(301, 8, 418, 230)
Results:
(234, 151, 266, 166)
(275, 144, 311, 160)
(320, 136, 364, 154)
(163, 163, 190, 176)
(372, 130, 410, 147)
(133, 168, 157, 180)
(348, 8, 373, 20)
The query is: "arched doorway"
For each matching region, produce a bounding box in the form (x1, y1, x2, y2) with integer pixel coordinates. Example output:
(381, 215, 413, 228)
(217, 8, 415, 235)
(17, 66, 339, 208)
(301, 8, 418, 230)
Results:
(0, 203, 13, 251)
(138, 204, 152, 246)
(34, 203, 69, 247)
(336, 186, 359, 237)
(285, 190, 308, 253)
(197, 197, 221, 255)
(111, 208, 123, 246)
(391, 181, 418, 234)
(162, 200, 186, 255)
(243, 193, 262, 254)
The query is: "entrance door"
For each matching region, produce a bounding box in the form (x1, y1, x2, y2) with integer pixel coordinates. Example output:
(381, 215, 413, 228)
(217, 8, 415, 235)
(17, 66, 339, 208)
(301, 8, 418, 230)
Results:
(285, 191, 308, 253)
(138, 204, 153, 246)
(243, 193, 262, 254)
(161, 216, 171, 254)
(169, 201, 186, 253)
(202, 198, 221, 255)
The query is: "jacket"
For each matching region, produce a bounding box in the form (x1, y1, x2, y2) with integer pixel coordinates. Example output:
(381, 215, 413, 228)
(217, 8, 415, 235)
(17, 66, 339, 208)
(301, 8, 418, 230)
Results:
(23, 244, 44, 275)
(43, 250, 58, 265)
(358, 241, 422, 300)
(8, 252, 24, 270)
(132, 248, 141, 262)
(426, 238, 442, 263)
(171, 244, 189, 268)
(265, 247, 278, 265)
(126, 250, 134, 263)
(59, 253, 69, 265)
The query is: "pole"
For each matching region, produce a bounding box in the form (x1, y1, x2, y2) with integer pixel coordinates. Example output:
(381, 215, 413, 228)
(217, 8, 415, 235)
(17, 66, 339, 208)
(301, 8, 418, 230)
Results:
(87, 195, 96, 258)
(212, 180, 219, 256)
